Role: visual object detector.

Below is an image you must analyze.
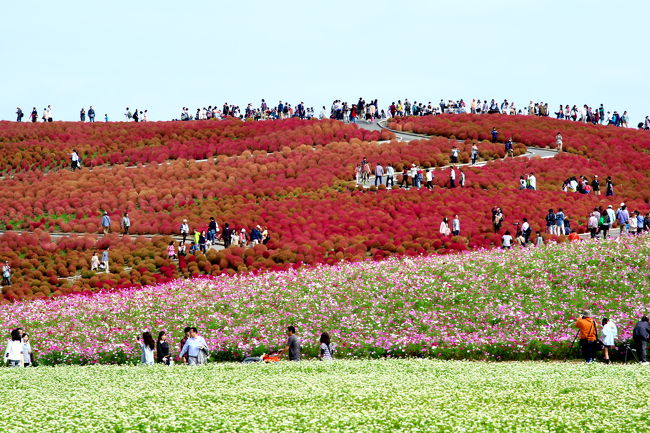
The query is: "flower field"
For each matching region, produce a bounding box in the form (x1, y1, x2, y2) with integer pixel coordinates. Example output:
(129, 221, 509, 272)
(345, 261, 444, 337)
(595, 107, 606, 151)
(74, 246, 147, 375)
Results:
(1, 360, 649, 432)
(1, 115, 649, 299)
(2, 235, 649, 364)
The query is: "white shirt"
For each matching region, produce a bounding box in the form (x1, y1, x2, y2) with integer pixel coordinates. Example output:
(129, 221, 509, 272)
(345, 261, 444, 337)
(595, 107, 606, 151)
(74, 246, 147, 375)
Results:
(528, 175, 536, 189)
(452, 218, 460, 231)
(4, 340, 23, 362)
(386, 166, 394, 176)
(601, 322, 617, 346)
(502, 235, 512, 247)
(426, 171, 433, 181)
(71, 152, 79, 162)
(521, 222, 530, 232)
(450, 169, 456, 180)
(180, 336, 208, 358)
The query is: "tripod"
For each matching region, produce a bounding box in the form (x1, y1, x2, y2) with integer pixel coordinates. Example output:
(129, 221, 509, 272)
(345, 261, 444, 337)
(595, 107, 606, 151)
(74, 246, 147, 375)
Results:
(564, 330, 581, 362)
(623, 343, 639, 364)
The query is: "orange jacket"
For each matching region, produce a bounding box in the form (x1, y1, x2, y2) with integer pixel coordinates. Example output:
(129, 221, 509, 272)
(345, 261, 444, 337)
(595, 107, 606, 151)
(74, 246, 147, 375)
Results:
(575, 317, 597, 341)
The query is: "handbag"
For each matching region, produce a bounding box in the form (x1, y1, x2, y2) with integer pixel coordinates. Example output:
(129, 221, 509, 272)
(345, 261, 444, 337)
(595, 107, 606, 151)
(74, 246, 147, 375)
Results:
(591, 320, 604, 350)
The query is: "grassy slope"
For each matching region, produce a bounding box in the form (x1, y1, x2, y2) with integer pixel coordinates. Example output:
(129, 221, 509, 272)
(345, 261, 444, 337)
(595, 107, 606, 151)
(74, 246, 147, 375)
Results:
(1, 360, 649, 432)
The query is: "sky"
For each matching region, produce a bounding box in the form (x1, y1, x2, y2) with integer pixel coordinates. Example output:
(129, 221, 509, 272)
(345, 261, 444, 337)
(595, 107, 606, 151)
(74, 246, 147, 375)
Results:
(3, 0, 649, 123)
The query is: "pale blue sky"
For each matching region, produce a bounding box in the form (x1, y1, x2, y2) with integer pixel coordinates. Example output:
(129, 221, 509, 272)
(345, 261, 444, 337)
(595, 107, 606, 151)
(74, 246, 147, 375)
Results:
(3, 0, 648, 123)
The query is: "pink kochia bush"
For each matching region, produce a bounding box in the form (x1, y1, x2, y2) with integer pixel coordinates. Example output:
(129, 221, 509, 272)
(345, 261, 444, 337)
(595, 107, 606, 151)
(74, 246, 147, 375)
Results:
(2, 235, 649, 364)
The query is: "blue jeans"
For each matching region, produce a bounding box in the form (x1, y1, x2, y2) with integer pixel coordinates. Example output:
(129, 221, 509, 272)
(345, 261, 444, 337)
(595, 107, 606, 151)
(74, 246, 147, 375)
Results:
(374, 176, 383, 186)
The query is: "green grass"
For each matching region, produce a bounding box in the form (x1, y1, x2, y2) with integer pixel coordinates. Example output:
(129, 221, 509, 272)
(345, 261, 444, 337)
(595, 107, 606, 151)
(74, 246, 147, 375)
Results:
(1, 360, 649, 432)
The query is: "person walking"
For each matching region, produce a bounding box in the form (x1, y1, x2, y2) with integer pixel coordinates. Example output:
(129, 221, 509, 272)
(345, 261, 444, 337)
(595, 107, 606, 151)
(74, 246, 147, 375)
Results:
(319, 332, 334, 361)
(71, 150, 81, 170)
(179, 327, 209, 365)
(2, 261, 11, 286)
(16, 107, 24, 122)
(4, 329, 23, 367)
(374, 163, 384, 187)
(121, 212, 131, 235)
(385, 163, 394, 188)
(600, 318, 617, 364)
(101, 211, 111, 234)
(616, 203, 629, 235)
(156, 331, 171, 365)
(574, 311, 598, 363)
(632, 316, 650, 364)
(138, 332, 156, 365)
(101, 248, 109, 273)
(471, 143, 479, 165)
(278, 326, 301, 361)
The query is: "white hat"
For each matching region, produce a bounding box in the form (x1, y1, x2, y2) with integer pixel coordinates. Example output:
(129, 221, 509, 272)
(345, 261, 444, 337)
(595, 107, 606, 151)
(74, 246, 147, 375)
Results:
(620, 202, 625, 207)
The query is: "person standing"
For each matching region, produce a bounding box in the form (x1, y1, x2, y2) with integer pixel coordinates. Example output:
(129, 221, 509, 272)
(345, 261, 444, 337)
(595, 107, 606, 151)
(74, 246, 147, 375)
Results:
(319, 332, 334, 361)
(30, 107, 38, 123)
(491, 127, 498, 143)
(450, 146, 459, 164)
(121, 212, 131, 235)
(632, 316, 650, 364)
(101, 248, 109, 273)
(2, 261, 11, 286)
(492, 207, 504, 233)
(452, 215, 460, 236)
(588, 212, 599, 239)
(600, 318, 617, 364)
(179, 327, 209, 366)
(545, 209, 557, 235)
(449, 166, 456, 188)
(46, 105, 53, 122)
(439, 217, 451, 236)
(16, 107, 24, 122)
(555, 208, 565, 235)
(521, 218, 532, 245)
(471, 143, 479, 165)
(616, 203, 629, 235)
(90, 252, 100, 271)
(222, 223, 232, 248)
(527, 173, 537, 191)
(88, 106, 96, 123)
(138, 332, 156, 365)
(278, 326, 301, 361)
(71, 150, 81, 170)
(385, 163, 394, 188)
(156, 331, 171, 365)
(574, 311, 598, 363)
(591, 175, 600, 196)
(4, 329, 23, 367)
(605, 176, 614, 196)
(101, 211, 111, 234)
(80, 108, 86, 122)
(180, 219, 189, 244)
(374, 163, 384, 187)
(555, 132, 563, 152)
(459, 168, 466, 187)
(425, 168, 433, 190)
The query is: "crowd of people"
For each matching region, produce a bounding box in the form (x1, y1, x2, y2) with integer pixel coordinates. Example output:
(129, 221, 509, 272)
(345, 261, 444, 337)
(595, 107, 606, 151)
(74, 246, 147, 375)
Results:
(355, 158, 466, 190)
(4, 325, 333, 367)
(574, 312, 650, 364)
(562, 174, 614, 195)
(13, 97, 650, 129)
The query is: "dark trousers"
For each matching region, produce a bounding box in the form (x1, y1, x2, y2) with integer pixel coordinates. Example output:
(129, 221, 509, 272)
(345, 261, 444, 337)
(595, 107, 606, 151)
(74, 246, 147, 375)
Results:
(580, 339, 595, 362)
(386, 176, 394, 187)
(635, 337, 648, 362)
(450, 179, 456, 188)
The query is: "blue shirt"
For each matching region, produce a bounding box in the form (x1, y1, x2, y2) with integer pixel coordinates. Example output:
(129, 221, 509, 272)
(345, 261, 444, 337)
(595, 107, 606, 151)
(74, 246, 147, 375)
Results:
(101, 215, 111, 227)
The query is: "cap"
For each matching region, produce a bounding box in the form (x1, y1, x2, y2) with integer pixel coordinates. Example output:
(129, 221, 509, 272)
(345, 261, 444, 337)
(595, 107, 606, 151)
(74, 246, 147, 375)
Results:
(620, 202, 625, 207)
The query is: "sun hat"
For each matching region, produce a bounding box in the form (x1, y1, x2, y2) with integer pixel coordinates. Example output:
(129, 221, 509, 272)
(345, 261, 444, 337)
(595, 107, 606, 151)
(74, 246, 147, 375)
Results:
(582, 310, 592, 318)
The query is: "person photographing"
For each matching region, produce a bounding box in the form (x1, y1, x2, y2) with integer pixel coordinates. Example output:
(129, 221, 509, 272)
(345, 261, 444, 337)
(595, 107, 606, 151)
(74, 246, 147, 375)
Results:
(574, 311, 600, 362)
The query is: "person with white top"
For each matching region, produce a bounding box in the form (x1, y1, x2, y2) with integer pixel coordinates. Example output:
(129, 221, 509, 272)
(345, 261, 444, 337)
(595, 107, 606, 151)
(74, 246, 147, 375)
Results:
(556, 132, 563, 152)
(179, 327, 209, 365)
(452, 215, 461, 236)
(180, 219, 190, 244)
(4, 329, 23, 367)
(425, 169, 433, 190)
(319, 332, 334, 361)
(71, 150, 80, 170)
(439, 217, 451, 236)
(138, 331, 156, 365)
(449, 166, 456, 188)
(502, 230, 513, 249)
(527, 172, 537, 190)
(601, 318, 617, 364)
(22, 333, 32, 367)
